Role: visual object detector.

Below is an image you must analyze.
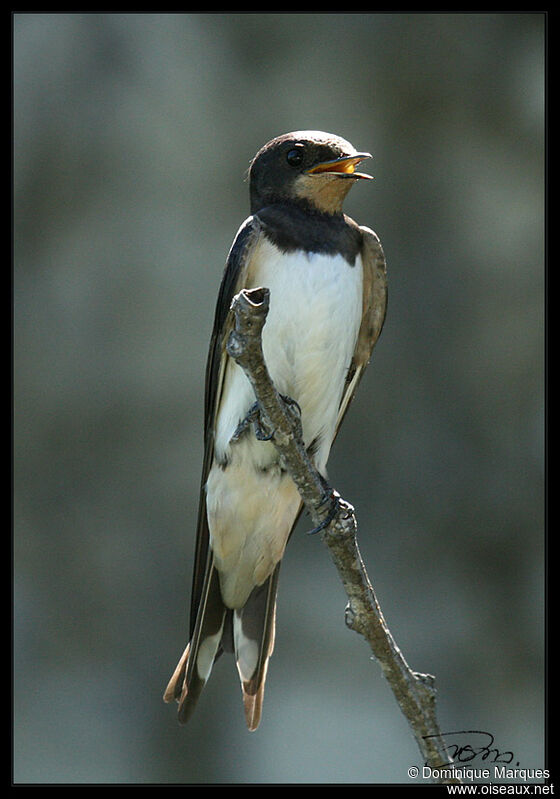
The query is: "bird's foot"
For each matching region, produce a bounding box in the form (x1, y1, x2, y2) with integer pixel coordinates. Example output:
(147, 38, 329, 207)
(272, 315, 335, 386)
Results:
(231, 395, 301, 444)
(307, 482, 341, 535)
(278, 394, 302, 435)
(231, 401, 274, 442)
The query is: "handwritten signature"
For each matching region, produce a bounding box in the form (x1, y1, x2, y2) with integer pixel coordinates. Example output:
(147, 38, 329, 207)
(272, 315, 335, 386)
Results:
(423, 730, 518, 768)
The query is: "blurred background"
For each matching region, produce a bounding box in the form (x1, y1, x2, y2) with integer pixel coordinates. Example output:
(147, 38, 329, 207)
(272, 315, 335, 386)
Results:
(13, 13, 545, 785)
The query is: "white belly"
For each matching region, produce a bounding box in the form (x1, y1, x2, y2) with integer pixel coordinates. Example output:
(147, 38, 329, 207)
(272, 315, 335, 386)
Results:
(215, 239, 363, 472)
(208, 239, 363, 606)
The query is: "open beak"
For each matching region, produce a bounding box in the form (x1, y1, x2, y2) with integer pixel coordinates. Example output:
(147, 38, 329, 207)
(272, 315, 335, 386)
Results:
(305, 152, 373, 179)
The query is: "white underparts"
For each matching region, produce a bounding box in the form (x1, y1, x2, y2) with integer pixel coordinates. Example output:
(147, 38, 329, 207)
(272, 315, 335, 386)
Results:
(207, 239, 364, 609)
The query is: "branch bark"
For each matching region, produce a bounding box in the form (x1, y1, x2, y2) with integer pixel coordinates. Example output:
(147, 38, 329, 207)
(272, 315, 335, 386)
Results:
(226, 286, 459, 784)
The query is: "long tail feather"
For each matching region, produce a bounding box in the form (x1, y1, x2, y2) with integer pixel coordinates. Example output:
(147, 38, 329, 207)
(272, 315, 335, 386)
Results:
(164, 561, 225, 724)
(165, 559, 281, 730)
(233, 564, 280, 731)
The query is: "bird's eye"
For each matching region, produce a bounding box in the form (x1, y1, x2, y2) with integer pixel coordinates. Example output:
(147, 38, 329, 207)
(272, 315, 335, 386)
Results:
(286, 147, 304, 167)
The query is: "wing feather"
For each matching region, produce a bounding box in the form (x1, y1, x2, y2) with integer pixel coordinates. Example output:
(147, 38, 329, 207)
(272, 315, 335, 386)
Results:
(188, 216, 264, 634)
(165, 216, 266, 720)
(334, 226, 388, 439)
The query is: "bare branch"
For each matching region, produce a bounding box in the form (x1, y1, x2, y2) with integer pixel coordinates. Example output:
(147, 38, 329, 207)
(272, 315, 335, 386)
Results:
(226, 286, 459, 783)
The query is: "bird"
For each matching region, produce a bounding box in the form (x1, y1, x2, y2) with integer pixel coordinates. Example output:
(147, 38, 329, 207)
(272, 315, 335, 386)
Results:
(164, 130, 387, 731)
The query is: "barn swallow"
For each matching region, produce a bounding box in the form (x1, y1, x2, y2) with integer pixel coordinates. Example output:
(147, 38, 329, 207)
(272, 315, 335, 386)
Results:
(164, 130, 387, 730)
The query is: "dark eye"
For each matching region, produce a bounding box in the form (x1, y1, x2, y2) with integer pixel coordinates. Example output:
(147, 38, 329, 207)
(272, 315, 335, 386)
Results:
(286, 147, 304, 167)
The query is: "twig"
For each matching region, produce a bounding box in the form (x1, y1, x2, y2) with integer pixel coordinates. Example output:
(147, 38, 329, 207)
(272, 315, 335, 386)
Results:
(226, 286, 459, 783)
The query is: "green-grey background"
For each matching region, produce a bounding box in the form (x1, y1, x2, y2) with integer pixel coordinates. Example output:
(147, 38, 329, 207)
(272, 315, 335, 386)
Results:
(14, 13, 545, 784)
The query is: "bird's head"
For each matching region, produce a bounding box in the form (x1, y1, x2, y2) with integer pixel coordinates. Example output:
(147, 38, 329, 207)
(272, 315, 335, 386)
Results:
(248, 130, 372, 215)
